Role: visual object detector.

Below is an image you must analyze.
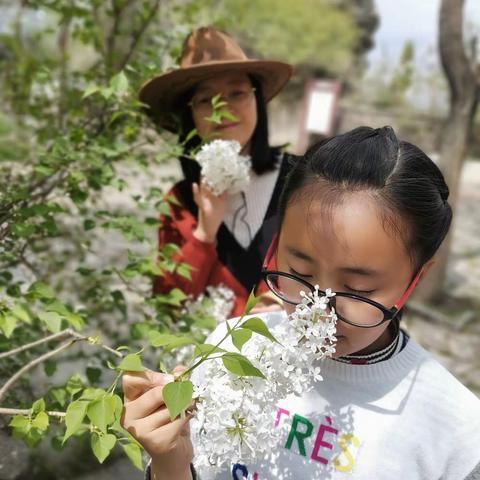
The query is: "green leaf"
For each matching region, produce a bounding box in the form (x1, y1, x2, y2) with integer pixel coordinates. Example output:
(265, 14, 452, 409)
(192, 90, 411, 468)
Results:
(112, 394, 124, 422)
(31, 398, 46, 414)
(44, 359, 57, 377)
(9, 415, 29, 431)
(176, 263, 192, 280)
(117, 353, 144, 372)
(184, 128, 198, 143)
(244, 289, 258, 314)
(11, 304, 31, 324)
(100, 87, 114, 100)
(110, 71, 129, 96)
(122, 442, 143, 470)
(66, 374, 84, 396)
(64, 312, 85, 330)
(28, 281, 55, 300)
(87, 396, 117, 433)
(149, 332, 195, 350)
(82, 84, 100, 99)
(0, 313, 18, 338)
(63, 400, 88, 443)
(167, 288, 188, 306)
(50, 388, 67, 407)
(231, 328, 252, 352)
(193, 343, 226, 358)
(241, 317, 279, 344)
(163, 380, 193, 420)
(32, 411, 49, 431)
(83, 219, 96, 230)
(80, 387, 106, 401)
(38, 311, 62, 333)
(222, 353, 265, 378)
(91, 433, 117, 463)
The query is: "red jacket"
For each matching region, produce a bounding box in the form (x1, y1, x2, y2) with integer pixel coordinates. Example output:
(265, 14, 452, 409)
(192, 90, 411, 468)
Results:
(153, 187, 274, 317)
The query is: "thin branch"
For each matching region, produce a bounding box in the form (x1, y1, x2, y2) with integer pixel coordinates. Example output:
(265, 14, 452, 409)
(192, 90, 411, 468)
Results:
(0, 339, 76, 403)
(0, 330, 123, 402)
(119, 0, 161, 70)
(0, 407, 66, 418)
(0, 329, 78, 360)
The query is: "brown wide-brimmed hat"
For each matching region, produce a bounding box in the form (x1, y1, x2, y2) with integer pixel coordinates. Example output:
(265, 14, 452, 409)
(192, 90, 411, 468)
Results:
(139, 26, 293, 132)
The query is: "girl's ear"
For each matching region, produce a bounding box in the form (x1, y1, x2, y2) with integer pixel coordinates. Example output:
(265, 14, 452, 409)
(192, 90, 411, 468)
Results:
(417, 259, 435, 283)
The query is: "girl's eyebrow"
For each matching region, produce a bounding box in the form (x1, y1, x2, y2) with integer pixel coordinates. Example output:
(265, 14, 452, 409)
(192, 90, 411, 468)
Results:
(286, 246, 315, 262)
(339, 266, 379, 277)
(287, 245, 380, 277)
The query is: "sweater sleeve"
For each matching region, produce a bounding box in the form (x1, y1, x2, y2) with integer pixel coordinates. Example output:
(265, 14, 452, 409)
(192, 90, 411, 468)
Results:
(144, 460, 197, 480)
(153, 190, 219, 298)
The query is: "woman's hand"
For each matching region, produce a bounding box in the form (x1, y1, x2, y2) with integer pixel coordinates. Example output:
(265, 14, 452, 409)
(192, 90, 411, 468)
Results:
(121, 368, 193, 480)
(192, 182, 226, 243)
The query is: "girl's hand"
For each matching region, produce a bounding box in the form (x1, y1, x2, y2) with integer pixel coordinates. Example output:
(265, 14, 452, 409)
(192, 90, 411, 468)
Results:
(121, 368, 193, 480)
(192, 182, 226, 243)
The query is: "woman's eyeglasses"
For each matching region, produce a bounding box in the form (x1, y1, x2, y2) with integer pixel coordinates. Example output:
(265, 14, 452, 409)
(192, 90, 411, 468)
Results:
(189, 88, 256, 115)
(261, 234, 424, 328)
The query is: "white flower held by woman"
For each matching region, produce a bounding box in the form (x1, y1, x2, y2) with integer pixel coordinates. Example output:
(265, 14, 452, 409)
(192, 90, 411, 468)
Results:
(194, 139, 251, 195)
(191, 287, 338, 472)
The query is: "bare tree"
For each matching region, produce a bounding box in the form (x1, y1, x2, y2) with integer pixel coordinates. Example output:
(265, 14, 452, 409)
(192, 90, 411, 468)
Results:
(416, 0, 479, 301)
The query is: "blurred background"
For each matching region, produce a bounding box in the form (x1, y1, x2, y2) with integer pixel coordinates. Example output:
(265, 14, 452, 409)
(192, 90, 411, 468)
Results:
(0, 0, 479, 478)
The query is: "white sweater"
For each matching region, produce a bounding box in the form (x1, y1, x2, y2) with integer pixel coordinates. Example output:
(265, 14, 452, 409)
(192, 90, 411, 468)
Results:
(223, 164, 281, 249)
(193, 311, 480, 480)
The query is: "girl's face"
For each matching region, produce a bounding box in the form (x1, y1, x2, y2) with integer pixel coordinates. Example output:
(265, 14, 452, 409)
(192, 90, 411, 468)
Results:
(277, 192, 422, 358)
(190, 73, 257, 153)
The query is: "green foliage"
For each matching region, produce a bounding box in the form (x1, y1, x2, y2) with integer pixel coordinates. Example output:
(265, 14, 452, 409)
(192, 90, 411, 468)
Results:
(163, 380, 194, 420)
(210, 0, 361, 75)
(240, 316, 279, 344)
(0, 0, 229, 472)
(117, 353, 144, 372)
(222, 352, 265, 378)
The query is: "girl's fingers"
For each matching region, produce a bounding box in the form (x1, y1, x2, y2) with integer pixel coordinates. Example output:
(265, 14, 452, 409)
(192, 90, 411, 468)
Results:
(145, 415, 192, 450)
(129, 406, 172, 434)
(172, 364, 187, 378)
(124, 385, 169, 421)
(122, 370, 172, 402)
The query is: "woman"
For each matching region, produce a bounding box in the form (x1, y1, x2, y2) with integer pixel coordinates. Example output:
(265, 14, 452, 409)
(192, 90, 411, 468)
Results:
(139, 26, 296, 316)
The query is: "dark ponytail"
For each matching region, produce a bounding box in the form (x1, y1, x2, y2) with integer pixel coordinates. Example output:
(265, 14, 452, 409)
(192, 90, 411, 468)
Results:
(279, 126, 452, 269)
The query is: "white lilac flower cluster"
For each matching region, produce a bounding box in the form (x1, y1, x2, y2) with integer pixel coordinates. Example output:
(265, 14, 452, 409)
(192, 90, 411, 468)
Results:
(192, 287, 338, 472)
(194, 139, 251, 195)
(184, 284, 235, 325)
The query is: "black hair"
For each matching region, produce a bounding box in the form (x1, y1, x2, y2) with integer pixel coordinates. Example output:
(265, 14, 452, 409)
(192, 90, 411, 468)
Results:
(279, 126, 452, 269)
(176, 75, 279, 185)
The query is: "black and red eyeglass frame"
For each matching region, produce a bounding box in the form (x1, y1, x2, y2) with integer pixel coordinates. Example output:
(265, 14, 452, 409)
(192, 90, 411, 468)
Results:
(260, 233, 425, 328)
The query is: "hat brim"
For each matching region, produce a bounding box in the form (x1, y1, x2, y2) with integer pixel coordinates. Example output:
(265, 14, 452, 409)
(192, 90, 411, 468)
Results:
(139, 60, 293, 132)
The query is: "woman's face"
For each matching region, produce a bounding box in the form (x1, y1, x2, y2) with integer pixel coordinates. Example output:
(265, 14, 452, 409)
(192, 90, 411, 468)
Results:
(277, 191, 422, 358)
(190, 73, 257, 153)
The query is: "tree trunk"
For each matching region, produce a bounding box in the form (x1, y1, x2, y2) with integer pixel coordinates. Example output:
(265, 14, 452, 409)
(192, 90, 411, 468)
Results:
(415, 0, 479, 302)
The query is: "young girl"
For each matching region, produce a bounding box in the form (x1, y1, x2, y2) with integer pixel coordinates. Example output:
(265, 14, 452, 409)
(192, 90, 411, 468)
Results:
(139, 26, 296, 316)
(122, 127, 480, 479)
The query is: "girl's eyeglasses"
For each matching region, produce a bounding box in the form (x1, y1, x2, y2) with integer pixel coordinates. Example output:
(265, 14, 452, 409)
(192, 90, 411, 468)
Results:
(189, 88, 256, 114)
(261, 234, 424, 328)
